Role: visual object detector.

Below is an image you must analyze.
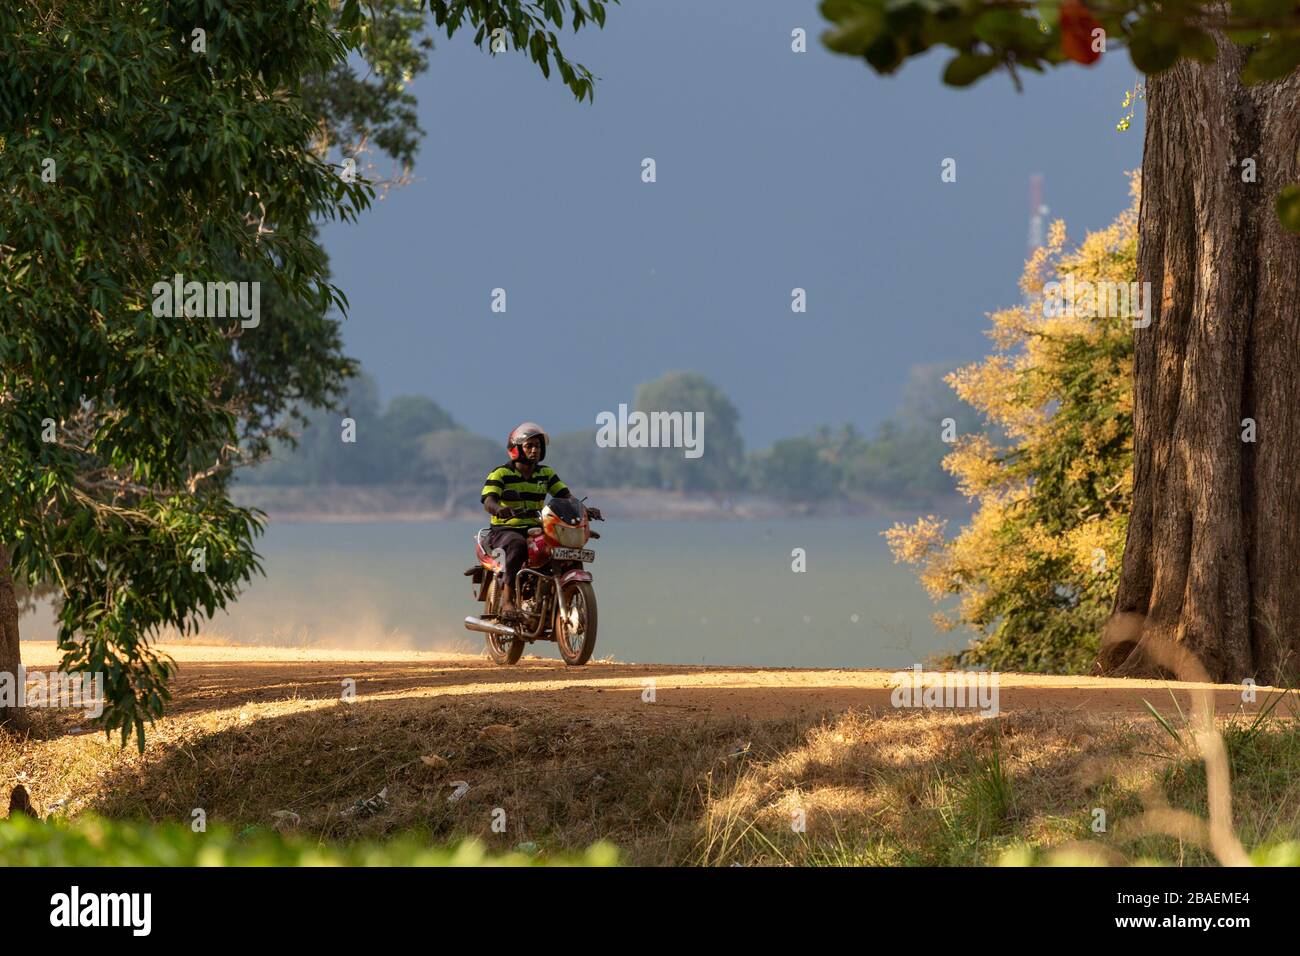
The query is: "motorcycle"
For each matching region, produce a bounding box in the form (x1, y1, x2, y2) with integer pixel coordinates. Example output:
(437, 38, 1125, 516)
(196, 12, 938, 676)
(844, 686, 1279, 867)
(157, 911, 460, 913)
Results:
(463, 498, 602, 665)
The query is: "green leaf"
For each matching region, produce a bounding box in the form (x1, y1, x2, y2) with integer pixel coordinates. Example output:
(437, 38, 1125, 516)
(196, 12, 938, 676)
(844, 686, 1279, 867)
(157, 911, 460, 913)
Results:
(338, 0, 362, 31)
(864, 32, 906, 73)
(973, 9, 1042, 50)
(1276, 184, 1300, 234)
(943, 52, 1001, 87)
(1242, 39, 1300, 85)
(1127, 23, 1181, 75)
(1233, 0, 1295, 19)
(1178, 29, 1217, 65)
(822, 10, 886, 55)
(821, 0, 878, 16)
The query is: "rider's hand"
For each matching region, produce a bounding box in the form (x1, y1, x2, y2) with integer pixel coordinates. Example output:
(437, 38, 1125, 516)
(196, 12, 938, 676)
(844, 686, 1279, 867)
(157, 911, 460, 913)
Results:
(495, 506, 516, 520)
(586, 506, 603, 521)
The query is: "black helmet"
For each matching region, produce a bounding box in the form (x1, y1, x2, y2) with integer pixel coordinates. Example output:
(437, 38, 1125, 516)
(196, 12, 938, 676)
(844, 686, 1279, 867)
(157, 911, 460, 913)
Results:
(507, 422, 549, 462)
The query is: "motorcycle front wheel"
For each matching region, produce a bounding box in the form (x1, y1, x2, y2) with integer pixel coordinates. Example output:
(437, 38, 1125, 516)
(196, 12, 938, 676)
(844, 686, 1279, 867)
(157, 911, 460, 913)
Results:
(555, 581, 598, 666)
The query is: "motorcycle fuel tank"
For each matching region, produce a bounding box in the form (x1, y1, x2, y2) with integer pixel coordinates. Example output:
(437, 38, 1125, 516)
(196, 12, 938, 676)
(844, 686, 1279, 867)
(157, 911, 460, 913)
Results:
(526, 531, 551, 567)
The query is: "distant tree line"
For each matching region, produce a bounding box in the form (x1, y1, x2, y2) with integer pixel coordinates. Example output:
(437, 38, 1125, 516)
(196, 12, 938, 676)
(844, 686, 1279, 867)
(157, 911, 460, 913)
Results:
(242, 367, 979, 510)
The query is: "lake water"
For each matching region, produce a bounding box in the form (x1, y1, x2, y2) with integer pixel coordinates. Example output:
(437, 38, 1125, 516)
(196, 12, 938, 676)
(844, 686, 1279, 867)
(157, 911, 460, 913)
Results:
(22, 519, 965, 669)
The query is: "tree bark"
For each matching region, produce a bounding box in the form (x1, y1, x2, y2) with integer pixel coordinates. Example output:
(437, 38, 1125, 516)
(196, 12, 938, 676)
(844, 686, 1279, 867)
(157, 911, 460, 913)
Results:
(1098, 40, 1300, 684)
(0, 546, 26, 729)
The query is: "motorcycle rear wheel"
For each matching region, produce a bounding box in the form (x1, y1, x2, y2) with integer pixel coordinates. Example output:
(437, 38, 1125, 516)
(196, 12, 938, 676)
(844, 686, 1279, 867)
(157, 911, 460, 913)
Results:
(483, 579, 524, 665)
(556, 581, 598, 666)
(486, 632, 524, 665)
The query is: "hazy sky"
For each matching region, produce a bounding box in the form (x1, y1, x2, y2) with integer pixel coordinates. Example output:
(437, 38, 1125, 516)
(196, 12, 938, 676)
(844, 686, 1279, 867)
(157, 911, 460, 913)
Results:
(319, 0, 1143, 449)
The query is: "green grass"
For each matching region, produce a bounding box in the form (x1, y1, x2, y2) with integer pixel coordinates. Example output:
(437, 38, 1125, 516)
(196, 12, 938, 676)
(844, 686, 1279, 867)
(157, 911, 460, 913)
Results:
(958, 737, 1017, 838)
(0, 813, 619, 866)
(686, 708, 1300, 867)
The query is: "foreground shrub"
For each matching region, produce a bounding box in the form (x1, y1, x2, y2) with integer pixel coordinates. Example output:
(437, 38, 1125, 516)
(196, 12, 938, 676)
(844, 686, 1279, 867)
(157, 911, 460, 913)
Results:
(0, 814, 619, 867)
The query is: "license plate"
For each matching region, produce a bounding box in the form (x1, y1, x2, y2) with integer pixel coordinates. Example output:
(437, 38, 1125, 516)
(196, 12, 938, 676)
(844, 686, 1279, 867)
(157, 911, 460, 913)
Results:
(550, 547, 595, 562)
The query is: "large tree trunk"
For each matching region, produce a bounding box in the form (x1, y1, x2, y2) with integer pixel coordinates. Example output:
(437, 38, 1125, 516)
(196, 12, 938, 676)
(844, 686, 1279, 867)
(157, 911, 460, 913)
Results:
(1098, 40, 1300, 685)
(0, 546, 26, 728)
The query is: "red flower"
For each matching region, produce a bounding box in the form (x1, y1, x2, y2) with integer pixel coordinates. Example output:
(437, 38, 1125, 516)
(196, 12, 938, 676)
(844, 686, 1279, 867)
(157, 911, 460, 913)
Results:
(1061, 1, 1103, 65)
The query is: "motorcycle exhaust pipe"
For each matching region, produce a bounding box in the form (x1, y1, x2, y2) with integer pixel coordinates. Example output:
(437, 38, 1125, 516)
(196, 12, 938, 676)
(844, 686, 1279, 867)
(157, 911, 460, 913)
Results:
(463, 615, 520, 639)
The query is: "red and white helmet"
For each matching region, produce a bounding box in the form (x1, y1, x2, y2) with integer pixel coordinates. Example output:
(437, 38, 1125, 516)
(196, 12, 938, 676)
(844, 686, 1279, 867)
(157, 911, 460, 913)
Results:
(507, 422, 549, 461)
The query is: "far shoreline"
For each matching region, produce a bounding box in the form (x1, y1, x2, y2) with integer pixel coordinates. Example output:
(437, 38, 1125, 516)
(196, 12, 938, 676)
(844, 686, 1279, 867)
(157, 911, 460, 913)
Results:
(231, 483, 972, 525)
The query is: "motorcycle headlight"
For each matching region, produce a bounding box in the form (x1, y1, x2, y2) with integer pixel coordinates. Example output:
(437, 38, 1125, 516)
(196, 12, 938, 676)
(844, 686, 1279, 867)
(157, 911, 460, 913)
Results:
(554, 523, 587, 548)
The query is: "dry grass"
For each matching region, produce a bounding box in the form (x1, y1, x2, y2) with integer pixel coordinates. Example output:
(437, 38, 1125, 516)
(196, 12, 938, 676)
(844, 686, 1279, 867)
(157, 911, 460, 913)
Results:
(3, 662, 1298, 866)
(692, 710, 1168, 865)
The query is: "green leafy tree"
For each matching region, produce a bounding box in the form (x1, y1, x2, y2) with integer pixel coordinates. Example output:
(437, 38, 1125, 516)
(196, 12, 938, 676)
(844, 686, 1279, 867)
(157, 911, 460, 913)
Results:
(247, 374, 384, 485)
(243, 375, 462, 485)
(417, 430, 502, 514)
(753, 437, 839, 501)
(850, 421, 950, 500)
(852, 366, 980, 503)
(633, 372, 743, 494)
(0, 0, 615, 742)
(218, 238, 358, 466)
(380, 395, 459, 481)
(548, 429, 654, 489)
(307, 0, 615, 174)
(753, 369, 977, 506)
(824, 1, 1300, 682)
(0, 0, 372, 743)
(393, 0, 610, 102)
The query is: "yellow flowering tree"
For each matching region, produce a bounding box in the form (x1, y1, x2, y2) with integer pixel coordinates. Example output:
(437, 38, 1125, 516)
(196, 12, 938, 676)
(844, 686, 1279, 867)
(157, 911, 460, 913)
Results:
(886, 180, 1139, 673)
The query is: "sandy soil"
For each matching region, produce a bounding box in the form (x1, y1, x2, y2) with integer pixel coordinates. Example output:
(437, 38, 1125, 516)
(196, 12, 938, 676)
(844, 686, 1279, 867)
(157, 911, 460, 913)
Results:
(9, 641, 1299, 866)
(18, 642, 1290, 723)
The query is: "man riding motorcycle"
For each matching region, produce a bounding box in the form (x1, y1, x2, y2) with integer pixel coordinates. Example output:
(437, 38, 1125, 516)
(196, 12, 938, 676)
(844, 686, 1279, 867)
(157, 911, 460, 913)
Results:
(480, 422, 601, 619)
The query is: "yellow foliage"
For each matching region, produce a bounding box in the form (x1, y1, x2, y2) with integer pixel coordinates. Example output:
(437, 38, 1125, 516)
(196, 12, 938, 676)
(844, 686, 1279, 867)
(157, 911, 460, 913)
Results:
(886, 176, 1139, 673)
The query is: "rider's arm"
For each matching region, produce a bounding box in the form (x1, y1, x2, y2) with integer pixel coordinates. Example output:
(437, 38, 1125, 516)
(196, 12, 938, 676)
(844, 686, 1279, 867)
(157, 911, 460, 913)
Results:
(544, 473, 601, 520)
(482, 495, 513, 519)
(545, 469, 570, 498)
(481, 467, 514, 519)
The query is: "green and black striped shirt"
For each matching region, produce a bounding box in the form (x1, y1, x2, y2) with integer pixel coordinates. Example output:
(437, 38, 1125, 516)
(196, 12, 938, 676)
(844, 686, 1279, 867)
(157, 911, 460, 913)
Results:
(480, 463, 569, 527)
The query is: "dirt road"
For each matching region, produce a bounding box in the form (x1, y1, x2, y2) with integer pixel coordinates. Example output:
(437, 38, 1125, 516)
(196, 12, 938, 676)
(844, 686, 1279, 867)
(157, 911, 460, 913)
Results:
(20, 642, 1290, 723)
(10, 642, 1298, 865)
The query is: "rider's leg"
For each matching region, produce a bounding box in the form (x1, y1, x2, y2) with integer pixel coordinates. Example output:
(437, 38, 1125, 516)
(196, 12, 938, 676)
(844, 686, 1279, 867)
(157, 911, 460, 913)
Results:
(487, 528, 528, 614)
